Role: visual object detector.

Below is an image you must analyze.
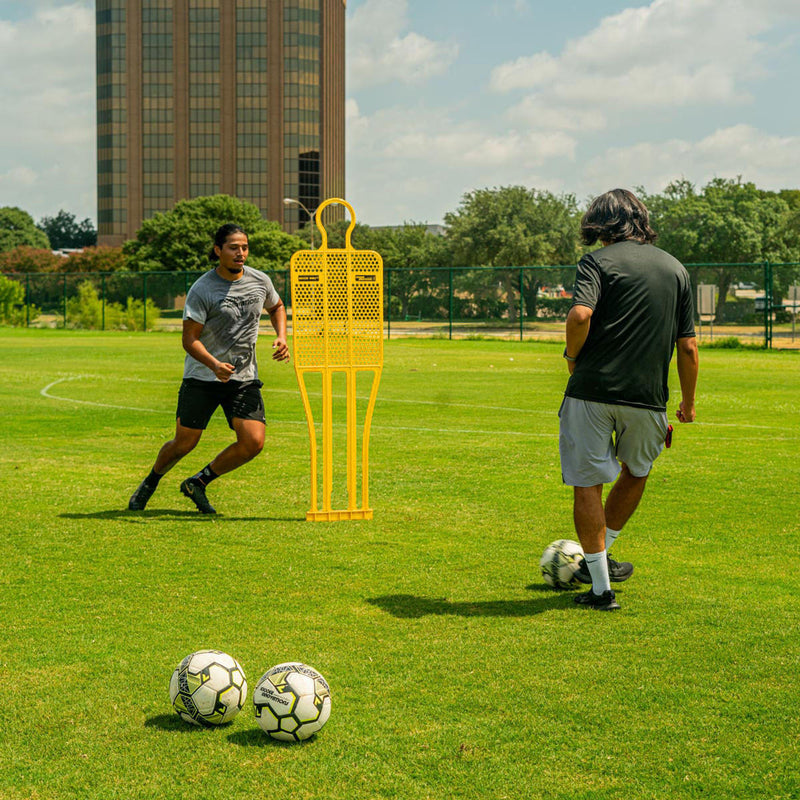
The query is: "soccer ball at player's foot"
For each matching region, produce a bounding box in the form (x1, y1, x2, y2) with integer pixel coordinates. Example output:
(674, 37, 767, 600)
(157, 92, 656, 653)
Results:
(540, 539, 585, 590)
(253, 662, 331, 742)
(169, 649, 247, 726)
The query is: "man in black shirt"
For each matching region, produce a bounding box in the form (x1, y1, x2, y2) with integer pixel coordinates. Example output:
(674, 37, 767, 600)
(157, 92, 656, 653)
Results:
(559, 189, 699, 610)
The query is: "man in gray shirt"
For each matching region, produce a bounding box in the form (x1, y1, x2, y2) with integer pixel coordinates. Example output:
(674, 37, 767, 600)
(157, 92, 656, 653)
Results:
(128, 223, 289, 514)
(559, 190, 699, 610)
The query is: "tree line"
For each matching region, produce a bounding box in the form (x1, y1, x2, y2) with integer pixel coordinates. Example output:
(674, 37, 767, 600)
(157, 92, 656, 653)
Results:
(2, 179, 800, 312)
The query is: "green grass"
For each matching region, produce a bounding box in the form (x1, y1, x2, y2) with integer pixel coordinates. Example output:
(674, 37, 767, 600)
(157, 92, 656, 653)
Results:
(1, 328, 798, 800)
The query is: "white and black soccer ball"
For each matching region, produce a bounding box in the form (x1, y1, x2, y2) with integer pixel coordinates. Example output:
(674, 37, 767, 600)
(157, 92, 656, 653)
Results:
(540, 539, 585, 589)
(253, 662, 331, 742)
(169, 649, 248, 727)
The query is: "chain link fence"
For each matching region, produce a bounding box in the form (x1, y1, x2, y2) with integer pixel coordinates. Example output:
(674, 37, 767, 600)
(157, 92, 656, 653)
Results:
(4, 261, 800, 348)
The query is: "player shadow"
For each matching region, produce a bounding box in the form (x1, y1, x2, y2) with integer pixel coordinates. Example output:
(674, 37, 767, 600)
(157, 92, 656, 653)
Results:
(59, 510, 300, 522)
(365, 590, 578, 619)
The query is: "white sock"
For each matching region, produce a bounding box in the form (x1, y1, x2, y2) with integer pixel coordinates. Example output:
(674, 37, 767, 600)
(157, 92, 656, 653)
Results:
(605, 527, 621, 550)
(584, 550, 611, 595)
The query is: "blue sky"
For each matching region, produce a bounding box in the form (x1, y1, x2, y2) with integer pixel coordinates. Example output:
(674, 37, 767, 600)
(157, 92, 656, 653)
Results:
(1, 0, 799, 227)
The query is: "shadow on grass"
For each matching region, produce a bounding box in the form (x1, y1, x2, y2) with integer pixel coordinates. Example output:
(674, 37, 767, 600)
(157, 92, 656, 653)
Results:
(227, 729, 316, 748)
(366, 591, 577, 618)
(144, 713, 207, 733)
(59, 510, 300, 523)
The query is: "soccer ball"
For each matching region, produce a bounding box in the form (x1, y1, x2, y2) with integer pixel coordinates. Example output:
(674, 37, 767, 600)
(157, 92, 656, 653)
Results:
(540, 539, 585, 589)
(253, 662, 331, 742)
(169, 649, 247, 727)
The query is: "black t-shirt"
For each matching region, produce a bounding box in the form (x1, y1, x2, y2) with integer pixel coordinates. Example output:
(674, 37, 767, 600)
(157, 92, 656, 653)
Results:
(565, 240, 695, 411)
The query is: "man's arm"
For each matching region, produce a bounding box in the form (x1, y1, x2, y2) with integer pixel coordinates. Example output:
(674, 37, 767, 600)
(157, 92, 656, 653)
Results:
(266, 301, 290, 362)
(564, 304, 593, 375)
(675, 336, 698, 423)
(182, 318, 235, 382)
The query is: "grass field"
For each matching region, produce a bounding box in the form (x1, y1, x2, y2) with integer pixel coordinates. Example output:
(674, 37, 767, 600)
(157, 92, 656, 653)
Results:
(1, 328, 798, 800)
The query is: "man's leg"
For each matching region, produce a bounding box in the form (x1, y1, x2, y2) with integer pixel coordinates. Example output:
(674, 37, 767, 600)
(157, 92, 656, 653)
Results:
(573, 484, 605, 554)
(128, 422, 203, 510)
(181, 419, 265, 514)
(572, 484, 620, 610)
(604, 462, 648, 531)
(208, 418, 266, 476)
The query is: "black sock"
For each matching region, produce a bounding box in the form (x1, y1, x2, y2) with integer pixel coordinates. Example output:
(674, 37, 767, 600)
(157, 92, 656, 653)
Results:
(192, 464, 219, 486)
(144, 469, 163, 488)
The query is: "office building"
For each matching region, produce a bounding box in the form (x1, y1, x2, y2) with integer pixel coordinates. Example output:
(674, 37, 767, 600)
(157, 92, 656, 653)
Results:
(96, 0, 345, 245)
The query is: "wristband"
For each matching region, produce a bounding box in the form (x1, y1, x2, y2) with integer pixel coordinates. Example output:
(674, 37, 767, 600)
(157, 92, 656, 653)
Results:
(562, 348, 577, 362)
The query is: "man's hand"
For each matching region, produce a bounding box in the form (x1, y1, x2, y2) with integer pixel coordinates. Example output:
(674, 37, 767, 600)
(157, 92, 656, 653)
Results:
(676, 400, 695, 423)
(271, 337, 290, 362)
(213, 361, 236, 382)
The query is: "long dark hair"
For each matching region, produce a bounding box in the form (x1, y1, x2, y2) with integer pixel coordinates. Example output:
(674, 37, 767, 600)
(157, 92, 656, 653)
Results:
(209, 224, 247, 261)
(580, 189, 657, 246)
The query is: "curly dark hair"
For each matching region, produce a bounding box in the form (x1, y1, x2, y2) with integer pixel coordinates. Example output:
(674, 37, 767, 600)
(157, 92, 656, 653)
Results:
(208, 223, 247, 262)
(580, 189, 657, 246)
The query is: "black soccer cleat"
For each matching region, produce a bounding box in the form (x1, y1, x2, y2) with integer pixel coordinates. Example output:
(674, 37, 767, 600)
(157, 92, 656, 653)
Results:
(180, 478, 216, 514)
(574, 589, 621, 611)
(128, 480, 157, 511)
(575, 554, 634, 584)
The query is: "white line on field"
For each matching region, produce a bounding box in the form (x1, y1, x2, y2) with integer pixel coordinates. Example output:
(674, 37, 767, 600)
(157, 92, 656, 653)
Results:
(38, 375, 798, 439)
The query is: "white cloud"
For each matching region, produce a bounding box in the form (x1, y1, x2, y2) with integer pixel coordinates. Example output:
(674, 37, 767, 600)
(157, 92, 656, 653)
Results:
(490, 0, 800, 128)
(582, 124, 800, 196)
(347, 0, 459, 90)
(349, 104, 574, 169)
(0, 2, 95, 220)
(346, 102, 575, 224)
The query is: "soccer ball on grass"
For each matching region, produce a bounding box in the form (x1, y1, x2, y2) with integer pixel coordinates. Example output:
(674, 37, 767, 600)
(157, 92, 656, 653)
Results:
(253, 662, 331, 742)
(540, 539, 585, 589)
(169, 649, 247, 726)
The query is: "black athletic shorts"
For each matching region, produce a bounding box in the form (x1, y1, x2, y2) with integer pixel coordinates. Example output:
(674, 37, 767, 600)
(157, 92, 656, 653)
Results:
(176, 378, 266, 430)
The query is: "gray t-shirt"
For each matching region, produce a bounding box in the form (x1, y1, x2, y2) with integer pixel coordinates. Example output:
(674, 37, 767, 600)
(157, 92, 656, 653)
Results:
(182, 265, 281, 382)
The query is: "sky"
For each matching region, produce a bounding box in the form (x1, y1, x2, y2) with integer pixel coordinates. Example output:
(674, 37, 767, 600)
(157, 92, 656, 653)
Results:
(1, 0, 799, 227)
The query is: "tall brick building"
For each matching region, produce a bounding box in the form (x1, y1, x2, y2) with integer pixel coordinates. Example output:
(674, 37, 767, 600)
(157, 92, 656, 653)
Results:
(96, 0, 345, 245)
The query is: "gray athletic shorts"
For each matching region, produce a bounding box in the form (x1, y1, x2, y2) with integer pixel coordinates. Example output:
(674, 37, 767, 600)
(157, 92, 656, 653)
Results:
(559, 396, 669, 487)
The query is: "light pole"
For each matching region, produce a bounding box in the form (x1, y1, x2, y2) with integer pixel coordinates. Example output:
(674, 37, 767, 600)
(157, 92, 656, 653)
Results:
(283, 197, 315, 249)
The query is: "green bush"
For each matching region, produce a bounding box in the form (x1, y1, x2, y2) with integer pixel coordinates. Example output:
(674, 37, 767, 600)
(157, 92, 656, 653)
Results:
(66, 281, 103, 330)
(0, 274, 25, 325)
(65, 281, 162, 331)
(702, 336, 763, 350)
(534, 296, 572, 320)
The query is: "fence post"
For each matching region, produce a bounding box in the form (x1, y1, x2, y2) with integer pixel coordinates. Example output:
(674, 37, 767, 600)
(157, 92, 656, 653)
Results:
(143, 273, 148, 332)
(386, 268, 391, 340)
(449, 267, 453, 340)
(519, 268, 524, 341)
(102, 273, 106, 331)
(25, 273, 30, 328)
(62, 274, 67, 328)
(764, 262, 773, 349)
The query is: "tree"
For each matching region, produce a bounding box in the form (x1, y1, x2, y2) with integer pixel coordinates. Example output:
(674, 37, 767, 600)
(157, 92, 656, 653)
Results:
(0, 207, 50, 253)
(445, 186, 581, 322)
(645, 178, 800, 320)
(60, 246, 127, 273)
(0, 247, 62, 274)
(373, 224, 451, 319)
(38, 210, 97, 250)
(123, 194, 305, 273)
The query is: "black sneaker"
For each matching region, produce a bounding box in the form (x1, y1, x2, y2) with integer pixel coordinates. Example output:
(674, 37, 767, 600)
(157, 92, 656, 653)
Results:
(128, 480, 156, 511)
(575, 553, 634, 584)
(574, 589, 621, 611)
(180, 479, 216, 514)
